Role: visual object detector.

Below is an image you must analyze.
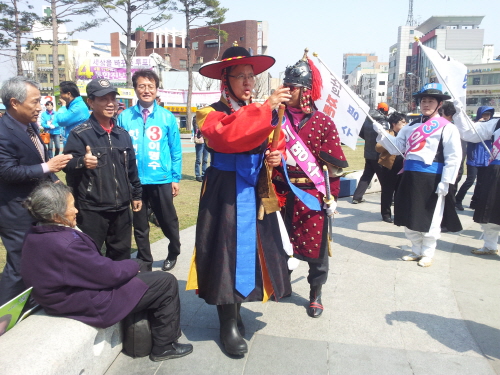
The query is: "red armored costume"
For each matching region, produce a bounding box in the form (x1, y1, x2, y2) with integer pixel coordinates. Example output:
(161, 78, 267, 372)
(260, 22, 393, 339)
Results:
(273, 50, 348, 318)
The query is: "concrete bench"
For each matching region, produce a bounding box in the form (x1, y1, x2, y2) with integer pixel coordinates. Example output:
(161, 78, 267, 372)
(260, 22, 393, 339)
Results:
(0, 309, 122, 375)
(339, 170, 381, 197)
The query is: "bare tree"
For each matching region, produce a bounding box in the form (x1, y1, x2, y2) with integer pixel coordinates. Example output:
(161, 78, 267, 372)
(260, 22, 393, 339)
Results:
(91, 0, 172, 87)
(0, 0, 39, 76)
(168, 0, 227, 130)
(40, 0, 102, 89)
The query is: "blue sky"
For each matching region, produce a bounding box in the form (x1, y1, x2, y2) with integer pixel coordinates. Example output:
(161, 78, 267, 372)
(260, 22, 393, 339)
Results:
(74, 0, 500, 78)
(3, 0, 499, 81)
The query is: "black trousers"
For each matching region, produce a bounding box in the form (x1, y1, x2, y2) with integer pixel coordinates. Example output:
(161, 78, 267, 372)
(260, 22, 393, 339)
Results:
(78, 208, 132, 261)
(455, 165, 478, 204)
(131, 272, 181, 349)
(352, 159, 384, 201)
(0, 226, 29, 306)
(133, 184, 181, 267)
(379, 158, 403, 219)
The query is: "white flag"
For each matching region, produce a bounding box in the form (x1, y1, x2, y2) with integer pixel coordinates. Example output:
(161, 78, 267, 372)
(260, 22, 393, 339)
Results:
(419, 44, 468, 105)
(315, 59, 370, 150)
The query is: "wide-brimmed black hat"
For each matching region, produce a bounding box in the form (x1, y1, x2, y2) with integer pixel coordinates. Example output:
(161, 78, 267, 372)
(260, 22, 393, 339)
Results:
(413, 83, 451, 101)
(199, 44, 275, 80)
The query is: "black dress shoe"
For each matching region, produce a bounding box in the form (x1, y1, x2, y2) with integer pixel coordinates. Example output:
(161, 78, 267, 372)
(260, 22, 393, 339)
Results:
(162, 258, 177, 271)
(149, 342, 193, 362)
(195, 176, 203, 182)
(382, 216, 393, 223)
(455, 202, 464, 211)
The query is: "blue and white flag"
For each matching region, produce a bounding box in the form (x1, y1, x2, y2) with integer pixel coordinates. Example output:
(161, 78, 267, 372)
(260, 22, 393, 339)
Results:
(315, 57, 369, 150)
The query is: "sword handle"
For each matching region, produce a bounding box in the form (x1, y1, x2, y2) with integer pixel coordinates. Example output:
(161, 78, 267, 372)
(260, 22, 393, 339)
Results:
(323, 165, 331, 201)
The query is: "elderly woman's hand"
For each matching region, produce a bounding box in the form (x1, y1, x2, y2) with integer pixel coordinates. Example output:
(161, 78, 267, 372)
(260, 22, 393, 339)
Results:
(267, 86, 291, 110)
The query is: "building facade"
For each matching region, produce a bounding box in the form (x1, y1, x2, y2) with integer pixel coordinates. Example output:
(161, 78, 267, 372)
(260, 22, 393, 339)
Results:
(465, 62, 500, 116)
(23, 40, 112, 96)
(414, 16, 486, 86)
(342, 53, 377, 81)
(387, 25, 422, 111)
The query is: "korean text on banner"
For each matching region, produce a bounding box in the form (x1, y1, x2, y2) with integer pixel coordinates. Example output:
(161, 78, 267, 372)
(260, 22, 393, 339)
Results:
(315, 61, 369, 150)
(419, 44, 467, 106)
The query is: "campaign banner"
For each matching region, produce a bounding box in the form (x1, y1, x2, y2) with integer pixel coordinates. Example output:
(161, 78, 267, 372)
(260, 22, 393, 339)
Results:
(419, 44, 467, 106)
(157, 89, 220, 105)
(315, 59, 370, 150)
(76, 57, 153, 82)
(0, 287, 32, 336)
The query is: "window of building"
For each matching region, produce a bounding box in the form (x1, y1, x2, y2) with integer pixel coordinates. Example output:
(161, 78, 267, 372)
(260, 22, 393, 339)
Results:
(410, 30, 414, 34)
(179, 59, 187, 69)
(408, 43, 413, 49)
(379, 81, 386, 85)
(36, 54, 47, 64)
(49, 55, 53, 64)
(472, 77, 481, 85)
(240, 37, 244, 41)
(58, 54, 65, 62)
(192, 42, 198, 50)
(59, 73, 66, 81)
(39, 73, 48, 83)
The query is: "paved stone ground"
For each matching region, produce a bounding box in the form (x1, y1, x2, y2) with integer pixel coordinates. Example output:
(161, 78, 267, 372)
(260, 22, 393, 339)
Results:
(106, 191, 500, 375)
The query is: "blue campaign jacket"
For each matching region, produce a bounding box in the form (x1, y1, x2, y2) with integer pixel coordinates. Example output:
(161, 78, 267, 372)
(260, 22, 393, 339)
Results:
(117, 103, 182, 184)
(466, 106, 495, 167)
(40, 110, 61, 135)
(54, 96, 90, 139)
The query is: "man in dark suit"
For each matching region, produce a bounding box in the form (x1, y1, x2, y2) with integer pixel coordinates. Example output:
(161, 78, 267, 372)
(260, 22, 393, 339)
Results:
(0, 77, 73, 305)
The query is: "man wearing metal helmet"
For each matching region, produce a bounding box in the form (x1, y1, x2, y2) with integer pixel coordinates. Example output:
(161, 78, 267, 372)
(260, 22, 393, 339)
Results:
(273, 49, 348, 318)
(187, 44, 292, 357)
(373, 83, 462, 267)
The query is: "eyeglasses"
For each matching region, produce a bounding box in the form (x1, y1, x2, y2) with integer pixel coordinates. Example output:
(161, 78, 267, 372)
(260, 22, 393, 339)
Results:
(228, 74, 256, 81)
(136, 84, 157, 92)
(284, 85, 299, 92)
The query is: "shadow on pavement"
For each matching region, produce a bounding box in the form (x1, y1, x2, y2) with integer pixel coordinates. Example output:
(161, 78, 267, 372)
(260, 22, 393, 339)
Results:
(386, 311, 500, 361)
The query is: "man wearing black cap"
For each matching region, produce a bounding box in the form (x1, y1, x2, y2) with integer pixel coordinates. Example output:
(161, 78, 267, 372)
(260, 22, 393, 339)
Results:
(64, 79, 142, 261)
(373, 83, 462, 267)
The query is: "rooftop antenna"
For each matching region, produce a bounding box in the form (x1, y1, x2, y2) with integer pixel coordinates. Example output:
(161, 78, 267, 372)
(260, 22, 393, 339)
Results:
(406, 0, 415, 26)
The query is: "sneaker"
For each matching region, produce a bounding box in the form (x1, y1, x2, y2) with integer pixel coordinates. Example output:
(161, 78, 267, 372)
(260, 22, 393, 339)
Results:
(471, 247, 498, 255)
(455, 202, 464, 211)
(418, 256, 433, 267)
(351, 198, 365, 204)
(402, 252, 421, 261)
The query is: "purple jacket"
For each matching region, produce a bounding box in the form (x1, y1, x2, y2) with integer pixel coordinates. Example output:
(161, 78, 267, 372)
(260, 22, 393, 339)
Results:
(21, 225, 148, 328)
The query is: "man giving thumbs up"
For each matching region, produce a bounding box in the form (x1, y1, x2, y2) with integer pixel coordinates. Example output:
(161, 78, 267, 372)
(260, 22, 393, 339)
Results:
(63, 78, 142, 261)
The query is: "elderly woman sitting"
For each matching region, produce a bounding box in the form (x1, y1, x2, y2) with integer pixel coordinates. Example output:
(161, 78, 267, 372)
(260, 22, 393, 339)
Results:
(20, 182, 192, 361)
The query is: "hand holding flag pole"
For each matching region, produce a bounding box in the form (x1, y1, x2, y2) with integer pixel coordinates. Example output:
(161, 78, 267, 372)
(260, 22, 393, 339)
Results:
(313, 52, 404, 158)
(415, 37, 493, 159)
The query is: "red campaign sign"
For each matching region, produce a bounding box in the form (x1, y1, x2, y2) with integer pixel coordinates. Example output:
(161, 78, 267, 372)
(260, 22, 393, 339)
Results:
(146, 126, 162, 141)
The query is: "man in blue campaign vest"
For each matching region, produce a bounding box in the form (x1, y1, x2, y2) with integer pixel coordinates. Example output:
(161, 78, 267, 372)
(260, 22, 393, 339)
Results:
(117, 70, 182, 272)
(55, 81, 90, 146)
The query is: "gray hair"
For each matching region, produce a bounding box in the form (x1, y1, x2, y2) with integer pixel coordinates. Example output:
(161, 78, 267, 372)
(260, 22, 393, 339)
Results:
(1, 76, 40, 110)
(24, 182, 73, 225)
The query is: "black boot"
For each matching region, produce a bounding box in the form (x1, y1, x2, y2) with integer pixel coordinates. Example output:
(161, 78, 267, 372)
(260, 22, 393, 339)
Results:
(216, 304, 247, 355)
(236, 303, 245, 336)
(307, 285, 324, 318)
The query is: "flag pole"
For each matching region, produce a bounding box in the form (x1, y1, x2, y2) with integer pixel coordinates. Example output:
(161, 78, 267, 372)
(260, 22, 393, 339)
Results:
(415, 37, 493, 159)
(313, 52, 405, 157)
